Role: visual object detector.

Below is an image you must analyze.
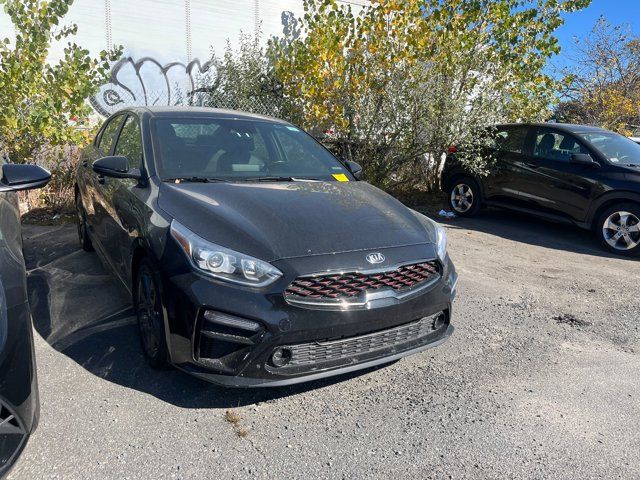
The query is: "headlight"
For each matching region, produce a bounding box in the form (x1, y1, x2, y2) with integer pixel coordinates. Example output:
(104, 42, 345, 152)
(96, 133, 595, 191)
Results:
(170, 220, 282, 287)
(434, 222, 447, 262)
(412, 210, 448, 262)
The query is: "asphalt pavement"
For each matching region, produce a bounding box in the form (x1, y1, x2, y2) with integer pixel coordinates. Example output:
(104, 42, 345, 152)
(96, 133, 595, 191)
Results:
(9, 209, 640, 479)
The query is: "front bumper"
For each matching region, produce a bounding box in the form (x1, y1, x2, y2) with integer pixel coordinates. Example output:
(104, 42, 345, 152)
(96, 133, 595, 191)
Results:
(161, 243, 457, 387)
(181, 324, 453, 387)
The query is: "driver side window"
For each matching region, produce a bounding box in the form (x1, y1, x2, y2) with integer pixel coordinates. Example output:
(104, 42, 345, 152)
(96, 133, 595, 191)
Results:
(533, 129, 586, 162)
(97, 115, 124, 155)
(114, 115, 143, 169)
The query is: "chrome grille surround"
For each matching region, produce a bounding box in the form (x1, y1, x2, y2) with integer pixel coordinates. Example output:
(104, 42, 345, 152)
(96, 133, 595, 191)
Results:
(284, 260, 441, 310)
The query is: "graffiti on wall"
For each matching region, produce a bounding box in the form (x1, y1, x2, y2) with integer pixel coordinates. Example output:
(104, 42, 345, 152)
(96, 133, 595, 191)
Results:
(90, 57, 212, 116)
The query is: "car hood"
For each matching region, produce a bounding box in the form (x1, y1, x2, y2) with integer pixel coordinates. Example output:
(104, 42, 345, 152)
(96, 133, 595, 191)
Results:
(158, 181, 436, 261)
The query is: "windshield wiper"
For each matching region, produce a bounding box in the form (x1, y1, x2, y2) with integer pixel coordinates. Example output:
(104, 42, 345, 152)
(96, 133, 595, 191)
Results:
(236, 176, 295, 182)
(236, 176, 324, 182)
(623, 164, 640, 168)
(164, 176, 227, 183)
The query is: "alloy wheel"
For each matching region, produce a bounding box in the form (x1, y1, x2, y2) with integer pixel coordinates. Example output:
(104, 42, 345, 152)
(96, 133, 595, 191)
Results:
(602, 211, 640, 251)
(137, 271, 162, 359)
(451, 183, 474, 213)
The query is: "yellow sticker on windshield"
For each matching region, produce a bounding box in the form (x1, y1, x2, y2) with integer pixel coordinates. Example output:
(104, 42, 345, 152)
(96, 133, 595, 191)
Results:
(332, 173, 349, 182)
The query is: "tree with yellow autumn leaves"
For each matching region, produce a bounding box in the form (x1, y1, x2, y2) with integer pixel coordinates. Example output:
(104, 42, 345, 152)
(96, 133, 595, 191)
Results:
(557, 16, 640, 135)
(269, 0, 590, 192)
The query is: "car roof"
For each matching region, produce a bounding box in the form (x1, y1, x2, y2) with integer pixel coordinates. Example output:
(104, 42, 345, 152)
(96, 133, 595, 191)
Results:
(496, 122, 611, 135)
(122, 106, 290, 125)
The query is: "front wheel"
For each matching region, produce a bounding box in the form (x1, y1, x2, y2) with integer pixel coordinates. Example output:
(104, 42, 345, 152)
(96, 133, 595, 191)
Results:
(596, 203, 640, 257)
(134, 259, 171, 369)
(448, 177, 481, 217)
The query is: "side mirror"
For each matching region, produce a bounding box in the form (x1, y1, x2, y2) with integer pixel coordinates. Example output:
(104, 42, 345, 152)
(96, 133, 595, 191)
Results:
(0, 164, 51, 192)
(570, 153, 599, 168)
(93, 156, 141, 180)
(344, 160, 363, 180)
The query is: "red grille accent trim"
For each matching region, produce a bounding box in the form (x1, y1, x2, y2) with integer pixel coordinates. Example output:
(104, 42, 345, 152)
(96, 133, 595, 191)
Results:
(284, 261, 440, 301)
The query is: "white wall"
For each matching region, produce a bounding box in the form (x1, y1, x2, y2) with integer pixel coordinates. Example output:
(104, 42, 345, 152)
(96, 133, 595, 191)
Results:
(0, 0, 367, 64)
(0, 0, 367, 114)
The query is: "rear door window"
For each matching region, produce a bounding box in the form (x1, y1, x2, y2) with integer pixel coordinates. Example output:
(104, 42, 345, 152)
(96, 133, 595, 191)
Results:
(493, 127, 528, 154)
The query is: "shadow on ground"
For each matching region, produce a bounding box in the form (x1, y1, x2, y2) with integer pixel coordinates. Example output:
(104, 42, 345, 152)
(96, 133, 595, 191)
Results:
(22, 225, 386, 409)
(23, 211, 629, 409)
(438, 207, 636, 261)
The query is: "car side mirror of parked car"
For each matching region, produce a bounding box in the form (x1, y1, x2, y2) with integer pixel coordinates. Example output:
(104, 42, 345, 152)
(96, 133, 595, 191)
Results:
(345, 160, 363, 180)
(570, 153, 600, 168)
(0, 164, 51, 192)
(93, 156, 142, 180)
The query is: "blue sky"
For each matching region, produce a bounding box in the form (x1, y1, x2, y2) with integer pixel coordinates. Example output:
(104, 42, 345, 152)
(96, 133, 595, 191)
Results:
(555, 0, 638, 67)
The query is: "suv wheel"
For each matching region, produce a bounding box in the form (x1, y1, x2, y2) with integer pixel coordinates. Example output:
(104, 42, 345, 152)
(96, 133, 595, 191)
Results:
(134, 259, 171, 369)
(596, 203, 640, 257)
(76, 193, 93, 252)
(449, 177, 481, 217)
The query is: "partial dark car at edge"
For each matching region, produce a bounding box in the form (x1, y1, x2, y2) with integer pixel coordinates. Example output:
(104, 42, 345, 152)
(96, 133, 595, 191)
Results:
(75, 107, 456, 387)
(442, 123, 640, 256)
(0, 155, 51, 476)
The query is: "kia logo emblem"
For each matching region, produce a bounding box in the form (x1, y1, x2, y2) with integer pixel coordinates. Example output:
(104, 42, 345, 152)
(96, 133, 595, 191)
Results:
(366, 253, 385, 264)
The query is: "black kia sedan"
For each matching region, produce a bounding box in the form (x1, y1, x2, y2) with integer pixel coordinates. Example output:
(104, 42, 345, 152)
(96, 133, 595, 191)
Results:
(442, 123, 640, 256)
(75, 107, 456, 387)
(0, 156, 51, 476)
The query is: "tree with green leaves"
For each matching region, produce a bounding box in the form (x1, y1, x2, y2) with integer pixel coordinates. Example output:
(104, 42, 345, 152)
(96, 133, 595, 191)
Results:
(200, 31, 287, 118)
(0, 0, 121, 164)
(270, 0, 590, 193)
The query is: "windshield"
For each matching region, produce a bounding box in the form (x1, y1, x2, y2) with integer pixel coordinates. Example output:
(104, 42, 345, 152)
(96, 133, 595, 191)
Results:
(578, 131, 640, 166)
(152, 118, 352, 181)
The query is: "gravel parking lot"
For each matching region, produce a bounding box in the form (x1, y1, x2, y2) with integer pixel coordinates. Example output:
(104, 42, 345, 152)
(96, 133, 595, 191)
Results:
(9, 209, 640, 479)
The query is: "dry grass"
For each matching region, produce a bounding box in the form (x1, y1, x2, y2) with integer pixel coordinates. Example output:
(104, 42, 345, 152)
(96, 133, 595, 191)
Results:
(225, 409, 241, 425)
(225, 409, 250, 438)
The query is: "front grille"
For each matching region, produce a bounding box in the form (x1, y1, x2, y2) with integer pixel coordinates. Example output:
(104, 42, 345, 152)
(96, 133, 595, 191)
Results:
(284, 261, 440, 301)
(272, 313, 447, 373)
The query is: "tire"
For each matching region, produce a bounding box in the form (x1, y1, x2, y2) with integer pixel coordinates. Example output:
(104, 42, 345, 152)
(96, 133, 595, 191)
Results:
(134, 258, 171, 369)
(448, 177, 481, 217)
(76, 192, 93, 252)
(596, 203, 640, 257)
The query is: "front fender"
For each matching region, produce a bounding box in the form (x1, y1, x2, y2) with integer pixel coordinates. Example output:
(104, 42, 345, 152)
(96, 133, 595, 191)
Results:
(585, 191, 640, 228)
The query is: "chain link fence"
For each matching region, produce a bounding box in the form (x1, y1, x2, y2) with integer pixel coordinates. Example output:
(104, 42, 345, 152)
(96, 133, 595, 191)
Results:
(90, 83, 284, 119)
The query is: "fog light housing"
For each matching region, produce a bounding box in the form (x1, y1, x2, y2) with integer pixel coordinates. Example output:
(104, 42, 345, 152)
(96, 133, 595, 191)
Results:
(203, 310, 260, 332)
(271, 347, 292, 367)
(432, 313, 446, 330)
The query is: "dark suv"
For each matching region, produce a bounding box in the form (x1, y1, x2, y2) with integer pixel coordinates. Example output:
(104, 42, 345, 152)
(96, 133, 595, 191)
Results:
(441, 123, 640, 256)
